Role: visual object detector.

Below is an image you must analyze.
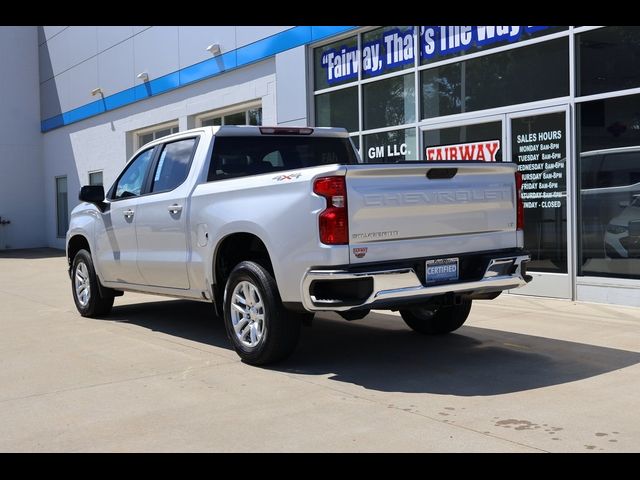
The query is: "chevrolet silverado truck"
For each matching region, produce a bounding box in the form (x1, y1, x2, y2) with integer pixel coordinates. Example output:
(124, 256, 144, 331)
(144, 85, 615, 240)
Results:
(66, 125, 531, 365)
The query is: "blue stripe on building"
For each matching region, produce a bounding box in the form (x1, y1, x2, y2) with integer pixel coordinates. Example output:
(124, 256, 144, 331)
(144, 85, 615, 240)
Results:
(40, 26, 357, 132)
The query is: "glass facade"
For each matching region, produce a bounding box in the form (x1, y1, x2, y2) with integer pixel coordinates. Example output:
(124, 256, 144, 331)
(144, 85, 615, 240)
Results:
(312, 26, 640, 297)
(578, 95, 640, 279)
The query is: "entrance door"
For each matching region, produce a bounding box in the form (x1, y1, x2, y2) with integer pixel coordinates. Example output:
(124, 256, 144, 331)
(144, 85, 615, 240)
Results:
(420, 105, 572, 299)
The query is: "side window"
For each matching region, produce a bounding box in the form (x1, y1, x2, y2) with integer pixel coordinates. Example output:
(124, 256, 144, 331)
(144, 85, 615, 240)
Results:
(151, 138, 197, 193)
(114, 148, 155, 199)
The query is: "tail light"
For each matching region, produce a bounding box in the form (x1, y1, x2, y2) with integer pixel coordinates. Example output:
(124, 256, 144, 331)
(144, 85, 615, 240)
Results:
(515, 171, 524, 231)
(313, 176, 348, 245)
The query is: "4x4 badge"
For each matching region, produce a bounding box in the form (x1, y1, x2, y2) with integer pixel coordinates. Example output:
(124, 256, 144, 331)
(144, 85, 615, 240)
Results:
(273, 173, 302, 181)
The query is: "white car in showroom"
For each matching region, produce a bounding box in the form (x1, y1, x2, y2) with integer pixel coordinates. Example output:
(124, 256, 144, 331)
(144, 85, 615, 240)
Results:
(604, 195, 640, 259)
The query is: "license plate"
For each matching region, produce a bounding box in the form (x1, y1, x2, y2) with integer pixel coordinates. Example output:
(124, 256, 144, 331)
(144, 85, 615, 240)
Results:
(425, 257, 459, 284)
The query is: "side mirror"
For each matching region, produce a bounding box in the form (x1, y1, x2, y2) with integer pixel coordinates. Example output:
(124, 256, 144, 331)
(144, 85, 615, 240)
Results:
(79, 185, 106, 210)
(79, 185, 104, 203)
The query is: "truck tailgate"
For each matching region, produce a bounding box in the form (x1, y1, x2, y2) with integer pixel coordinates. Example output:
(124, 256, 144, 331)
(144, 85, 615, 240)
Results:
(345, 162, 518, 263)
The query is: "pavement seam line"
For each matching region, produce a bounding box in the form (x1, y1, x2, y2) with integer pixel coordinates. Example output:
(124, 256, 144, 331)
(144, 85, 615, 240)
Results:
(269, 371, 548, 453)
(0, 360, 238, 405)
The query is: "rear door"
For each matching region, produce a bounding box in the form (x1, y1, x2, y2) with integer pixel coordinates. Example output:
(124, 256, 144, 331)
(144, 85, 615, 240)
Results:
(135, 137, 199, 289)
(345, 162, 518, 263)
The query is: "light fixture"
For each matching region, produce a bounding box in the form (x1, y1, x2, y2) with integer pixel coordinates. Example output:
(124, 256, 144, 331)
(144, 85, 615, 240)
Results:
(91, 87, 103, 96)
(136, 71, 149, 82)
(206, 43, 221, 56)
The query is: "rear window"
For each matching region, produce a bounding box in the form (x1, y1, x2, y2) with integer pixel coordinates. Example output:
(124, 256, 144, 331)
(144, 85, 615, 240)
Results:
(207, 136, 359, 181)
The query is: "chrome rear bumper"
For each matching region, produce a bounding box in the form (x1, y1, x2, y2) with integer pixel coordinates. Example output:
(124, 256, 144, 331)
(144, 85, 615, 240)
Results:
(301, 254, 530, 312)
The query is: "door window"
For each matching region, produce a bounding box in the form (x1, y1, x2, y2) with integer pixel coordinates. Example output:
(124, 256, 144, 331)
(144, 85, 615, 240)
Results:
(150, 138, 198, 193)
(113, 149, 155, 200)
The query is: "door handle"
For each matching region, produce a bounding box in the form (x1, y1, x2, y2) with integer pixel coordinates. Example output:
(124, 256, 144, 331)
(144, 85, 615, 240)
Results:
(123, 209, 134, 218)
(168, 204, 183, 214)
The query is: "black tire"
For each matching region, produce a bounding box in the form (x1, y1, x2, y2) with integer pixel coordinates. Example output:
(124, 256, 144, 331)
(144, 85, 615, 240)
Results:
(71, 249, 114, 317)
(400, 298, 472, 335)
(223, 261, 301, 365)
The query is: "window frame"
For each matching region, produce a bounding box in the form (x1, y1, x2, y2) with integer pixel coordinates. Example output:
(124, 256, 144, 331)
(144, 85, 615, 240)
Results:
(134, 121, 180, 150)
(196, 101, 263, 128)
(88, 170, 103, 186)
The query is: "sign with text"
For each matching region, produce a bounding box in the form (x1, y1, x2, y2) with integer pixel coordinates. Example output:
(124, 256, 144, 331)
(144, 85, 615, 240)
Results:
(511, 111, 567, 273)
(420, 26, 549, 60)
(426, 140, 500, 161)
(364, 128, 416, 163)
(319, 26, 552, 85)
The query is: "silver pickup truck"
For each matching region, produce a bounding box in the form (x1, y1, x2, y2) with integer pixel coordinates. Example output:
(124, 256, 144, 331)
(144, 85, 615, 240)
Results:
(67, 126, 531, 365)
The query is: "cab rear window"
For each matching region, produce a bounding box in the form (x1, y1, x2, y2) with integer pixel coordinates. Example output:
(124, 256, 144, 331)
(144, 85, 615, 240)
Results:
(208, 136, 359, 181)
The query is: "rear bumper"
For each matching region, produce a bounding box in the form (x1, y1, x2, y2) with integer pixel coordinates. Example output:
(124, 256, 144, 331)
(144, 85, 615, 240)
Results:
(301, 251, 531, 312)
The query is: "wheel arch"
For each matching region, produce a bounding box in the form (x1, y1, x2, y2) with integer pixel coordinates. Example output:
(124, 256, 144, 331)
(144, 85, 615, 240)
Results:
(67, 234, 91, 266)
(211, 232, 274, 316)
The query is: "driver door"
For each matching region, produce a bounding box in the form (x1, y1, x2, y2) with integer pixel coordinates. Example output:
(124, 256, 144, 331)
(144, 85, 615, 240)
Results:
(94, 147, 156, 285)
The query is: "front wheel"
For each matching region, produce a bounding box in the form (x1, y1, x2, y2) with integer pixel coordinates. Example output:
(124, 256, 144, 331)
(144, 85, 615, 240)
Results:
(71, 249, 114, 317)
(399, 298, 472, 335)
(223, 261, 302, 365)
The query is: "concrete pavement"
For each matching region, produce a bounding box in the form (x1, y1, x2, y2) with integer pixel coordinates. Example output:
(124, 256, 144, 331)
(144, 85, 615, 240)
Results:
(1, 248, 639, 452)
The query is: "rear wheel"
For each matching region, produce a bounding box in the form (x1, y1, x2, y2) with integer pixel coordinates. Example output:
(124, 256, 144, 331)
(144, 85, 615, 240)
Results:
(71, 249, 114, 317)
(400, 298, 472, 335)
(223, 261, 302, 365)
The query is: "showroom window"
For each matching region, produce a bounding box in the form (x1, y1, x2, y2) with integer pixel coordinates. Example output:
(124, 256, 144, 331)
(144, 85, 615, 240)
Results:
(419, 26, 567, 65)
(56, 176, 68, 238)
(313, 26, 570, 163)
(576, 26, 640, 97)
(198, 105, 263, 127)
(420, 38, 569, 119)
(577, 94, 640, 280)
(136, 122, 179, 149)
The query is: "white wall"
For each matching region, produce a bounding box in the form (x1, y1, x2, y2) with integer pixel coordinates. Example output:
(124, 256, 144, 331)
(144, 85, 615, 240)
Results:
(0, 27, 45, 249)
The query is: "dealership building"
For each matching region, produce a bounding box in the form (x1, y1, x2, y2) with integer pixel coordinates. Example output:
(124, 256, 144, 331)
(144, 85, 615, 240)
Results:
(0, 25, 639, 307)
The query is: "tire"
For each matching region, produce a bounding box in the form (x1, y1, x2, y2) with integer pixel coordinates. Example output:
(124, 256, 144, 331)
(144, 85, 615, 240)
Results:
(71, 249, 114, 317)
(400, 298, 472, 335)
(223, 261, 301, 365)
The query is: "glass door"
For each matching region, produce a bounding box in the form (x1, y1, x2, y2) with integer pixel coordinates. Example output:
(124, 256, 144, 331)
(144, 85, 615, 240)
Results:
(507, 105, 572, 298)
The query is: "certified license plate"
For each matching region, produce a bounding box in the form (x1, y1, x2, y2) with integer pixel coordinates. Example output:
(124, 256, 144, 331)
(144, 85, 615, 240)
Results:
(425, 257, 459, 284)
